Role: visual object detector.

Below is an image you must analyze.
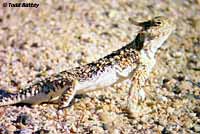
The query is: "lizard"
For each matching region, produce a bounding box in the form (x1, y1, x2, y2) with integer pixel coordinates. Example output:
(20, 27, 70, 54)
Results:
(0, 16, 175, 114)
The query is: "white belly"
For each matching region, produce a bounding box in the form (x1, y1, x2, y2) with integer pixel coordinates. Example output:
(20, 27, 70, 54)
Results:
(76, 66, 134, 94)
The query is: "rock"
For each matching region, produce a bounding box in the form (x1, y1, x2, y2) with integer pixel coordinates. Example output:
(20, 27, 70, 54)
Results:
(16, 113, 32, 126)
(167, 107, 175, 114)
(179, 81, 193, 91)
(15, 128, 32, 134)
(0, 126, 8, 134)
(194, 124, 200, 132)
(99, 112, 112, 123)
(193, 107, 200, 117)
(172, 85, 181, 94)
(6, 125, 16, 132)
(162, 78, 177, 90)
(102, 123, 108, 130)
(34, 128, 49, 134)
(191, 17, 200, 32)
(161, 127, 171, 134)
(90, 126, 104, 134)
(172, 51, 183, 58)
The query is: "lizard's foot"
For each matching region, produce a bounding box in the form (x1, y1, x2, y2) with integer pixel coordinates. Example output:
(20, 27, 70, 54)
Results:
(126, 99, 152, 118)
(125, 89, 149, 118)
(56, 107, 70, 133)
(126, 102, 148, 118)
(125, 101, 143, 118)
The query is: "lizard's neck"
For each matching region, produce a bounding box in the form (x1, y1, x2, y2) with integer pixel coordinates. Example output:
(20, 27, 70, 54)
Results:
(150, 39, 164, 55)
(145, 33, 170, 57)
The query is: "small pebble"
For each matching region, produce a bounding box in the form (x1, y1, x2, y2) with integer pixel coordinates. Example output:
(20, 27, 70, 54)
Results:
(0, 126, 8, 134)
(6, 125, 17, 132)
(193, 107, 200, 117)
(191, 17, 200, 32)
(34, 128, 49, 134)
(99, 112, 113, 123)
(194, 124, 200, 132)
(14, 128, 32, 134)
(16, 113, 32, 126)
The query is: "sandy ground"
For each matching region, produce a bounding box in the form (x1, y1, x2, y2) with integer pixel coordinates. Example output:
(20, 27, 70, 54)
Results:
(0, 0, 199, 133)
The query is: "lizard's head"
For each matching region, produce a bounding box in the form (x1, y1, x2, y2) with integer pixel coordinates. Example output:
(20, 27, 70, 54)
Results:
(134, 16, 175, 53)
(139, 16, 175, 32)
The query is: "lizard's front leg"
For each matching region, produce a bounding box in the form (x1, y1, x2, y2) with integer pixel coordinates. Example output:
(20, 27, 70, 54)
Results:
(127, 58, 155, 116)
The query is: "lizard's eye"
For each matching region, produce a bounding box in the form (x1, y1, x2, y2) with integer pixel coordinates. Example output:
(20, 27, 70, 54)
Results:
(154, 21, 162, 26)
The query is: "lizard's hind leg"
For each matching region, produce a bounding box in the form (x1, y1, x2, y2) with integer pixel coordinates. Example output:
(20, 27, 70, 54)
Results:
(58, 80, 78, 110)
(56, 80, 78, 132)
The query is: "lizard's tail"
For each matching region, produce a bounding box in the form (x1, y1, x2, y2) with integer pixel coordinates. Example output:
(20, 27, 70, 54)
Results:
(0, 94, 21, 107)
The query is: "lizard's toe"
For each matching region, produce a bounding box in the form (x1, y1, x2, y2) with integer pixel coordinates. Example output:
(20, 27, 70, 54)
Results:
(125, 101, 151, 118)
